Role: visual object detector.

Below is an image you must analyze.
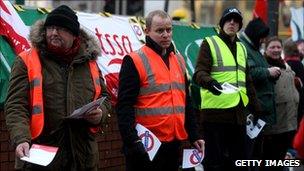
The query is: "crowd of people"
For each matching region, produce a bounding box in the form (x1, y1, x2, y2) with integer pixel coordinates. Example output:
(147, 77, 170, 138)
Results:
(3, 4, 304, 171)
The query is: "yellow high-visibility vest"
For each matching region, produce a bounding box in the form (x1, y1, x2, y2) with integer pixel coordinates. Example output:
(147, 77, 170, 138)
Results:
(200, 35, 249, 109)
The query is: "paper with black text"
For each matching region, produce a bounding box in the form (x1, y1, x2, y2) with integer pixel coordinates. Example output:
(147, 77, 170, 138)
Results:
(20, 144, 58, 166)
(135, 123, 161, 161)
(68, 97, 106, 119)
(182, 149, 204, 169)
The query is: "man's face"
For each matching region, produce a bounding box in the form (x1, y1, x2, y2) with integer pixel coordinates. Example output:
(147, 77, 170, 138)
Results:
(145, 15, 172, 50)
(46, 26, 75, 49)
(223, 18, 240, 37)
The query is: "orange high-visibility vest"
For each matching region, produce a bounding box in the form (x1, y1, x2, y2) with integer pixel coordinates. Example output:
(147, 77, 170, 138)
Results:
(129, 45, 188, 142)
(19, 48, 101, 139)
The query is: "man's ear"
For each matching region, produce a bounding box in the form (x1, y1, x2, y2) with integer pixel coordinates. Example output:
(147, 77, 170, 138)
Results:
(144, 28, 149, 36)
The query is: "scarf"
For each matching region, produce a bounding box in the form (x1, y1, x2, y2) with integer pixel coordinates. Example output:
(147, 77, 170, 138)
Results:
(47, 36, 81, 63)
(265, 55, 286, 69)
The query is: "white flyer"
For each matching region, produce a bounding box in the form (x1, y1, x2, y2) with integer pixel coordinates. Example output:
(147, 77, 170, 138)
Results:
(182, 149, 204, 169)
(20, 144, 58, 166)
(214, 82, 240, 94)
(246, 114, 266, 139)
(135, 123, 161, 161)
(68, 96, 106, 119)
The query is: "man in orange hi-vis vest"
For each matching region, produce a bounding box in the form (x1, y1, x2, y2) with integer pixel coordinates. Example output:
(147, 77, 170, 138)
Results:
(5, 5, 111, 170)
(116, 10, 205, 171)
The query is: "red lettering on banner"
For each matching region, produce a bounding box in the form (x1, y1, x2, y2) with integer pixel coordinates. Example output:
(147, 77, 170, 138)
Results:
(105, 33, 115, 55)
(113, 35, 124, 56)
(95, 27, 134, 57)
(0, 18, 30, 54)
(122, 35, 133, 54)
(95, 28, 109, 55)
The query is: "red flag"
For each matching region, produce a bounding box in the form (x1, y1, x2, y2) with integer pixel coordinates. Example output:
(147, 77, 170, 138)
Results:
(0, 0, 30, 54)
(253, 0, 268, 24)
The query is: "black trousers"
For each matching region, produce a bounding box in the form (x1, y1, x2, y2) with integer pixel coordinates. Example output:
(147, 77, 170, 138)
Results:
(125, 141, 181, 171)
(260, 131, 296, 171)
(201, 122, 248, 171)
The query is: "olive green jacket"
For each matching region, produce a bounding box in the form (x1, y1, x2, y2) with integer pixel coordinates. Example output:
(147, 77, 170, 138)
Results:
(5, 20, 111, 170)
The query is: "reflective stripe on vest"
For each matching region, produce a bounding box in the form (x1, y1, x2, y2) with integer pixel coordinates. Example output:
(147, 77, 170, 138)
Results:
(129, 45, 188, 142)
(200, 36, 249, 109)
(19, 48, 102, 139)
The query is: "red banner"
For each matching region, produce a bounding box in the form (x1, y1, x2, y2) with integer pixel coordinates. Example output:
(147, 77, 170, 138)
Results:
(253, 0, 268, 24)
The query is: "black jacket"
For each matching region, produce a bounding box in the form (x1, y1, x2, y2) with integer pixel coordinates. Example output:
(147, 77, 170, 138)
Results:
(116, 36, 200, 147)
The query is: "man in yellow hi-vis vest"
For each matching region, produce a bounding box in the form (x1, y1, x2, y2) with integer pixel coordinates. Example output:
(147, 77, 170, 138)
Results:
(193, 7, 261, 171)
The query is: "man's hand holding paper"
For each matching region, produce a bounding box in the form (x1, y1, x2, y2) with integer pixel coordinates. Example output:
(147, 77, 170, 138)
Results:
(214, 82, 240, 94)
(16, 142, 30, 158)
(83, 107, 103, 125)
(68, 97, 106, 121)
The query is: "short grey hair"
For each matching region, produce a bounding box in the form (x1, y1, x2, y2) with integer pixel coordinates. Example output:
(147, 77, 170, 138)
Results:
(145, 10, 171, 30)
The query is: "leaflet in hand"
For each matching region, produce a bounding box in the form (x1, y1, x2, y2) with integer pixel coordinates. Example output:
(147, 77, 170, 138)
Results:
(246, 114, 266, 139)
(20, 144, 58, 166)
(214, 82, 240, 94)
(135, 123, 161, 161)
(182, 149, 204, 169)
(68, 97, 106, 119)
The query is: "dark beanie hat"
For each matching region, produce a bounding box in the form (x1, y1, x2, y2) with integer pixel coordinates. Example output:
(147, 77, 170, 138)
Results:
(219, 7, 243, 30)
(44, 5, 80, 36)
(245, 17, 270, 49)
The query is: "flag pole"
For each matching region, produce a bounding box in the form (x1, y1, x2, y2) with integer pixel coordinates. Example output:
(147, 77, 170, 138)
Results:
(267, 0, 279, 36)
(164, 0, 169, 12)
(190, 0, 196, 22)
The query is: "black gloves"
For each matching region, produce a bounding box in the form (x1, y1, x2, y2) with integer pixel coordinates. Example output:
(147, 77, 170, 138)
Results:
(208, 80, 222, 95)
(123, 141, 149, 159)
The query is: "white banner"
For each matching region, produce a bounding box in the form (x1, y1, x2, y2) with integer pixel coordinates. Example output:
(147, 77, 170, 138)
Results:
(77, 12, 145, 104)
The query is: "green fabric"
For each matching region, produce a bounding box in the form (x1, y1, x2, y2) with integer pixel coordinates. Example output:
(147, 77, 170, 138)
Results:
(0, 36, 15, 109)
(172, 24, 217, 109)
(201, 35, 248, 109)
(17, 8, 46, 25)
(172, 24, 216, 76)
